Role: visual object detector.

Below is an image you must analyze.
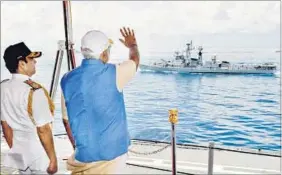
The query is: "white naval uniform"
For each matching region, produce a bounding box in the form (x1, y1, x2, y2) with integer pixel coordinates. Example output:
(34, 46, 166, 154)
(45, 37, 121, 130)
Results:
(1, 74, 54, 174)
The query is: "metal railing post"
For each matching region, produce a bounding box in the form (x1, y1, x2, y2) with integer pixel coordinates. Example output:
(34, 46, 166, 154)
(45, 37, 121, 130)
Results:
(208, 142, 214, 175)
(169, 109, 178, 175)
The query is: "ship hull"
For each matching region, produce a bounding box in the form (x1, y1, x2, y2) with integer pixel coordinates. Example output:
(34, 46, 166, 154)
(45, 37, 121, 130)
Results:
(140, 64, 276, 74)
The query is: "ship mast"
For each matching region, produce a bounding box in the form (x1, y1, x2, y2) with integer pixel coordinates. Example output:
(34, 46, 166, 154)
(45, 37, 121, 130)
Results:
(185, 40, 193, 64)
(198, 46, 203, 66)
(62, 0, 76, 70)
(49, 0, 76, 99)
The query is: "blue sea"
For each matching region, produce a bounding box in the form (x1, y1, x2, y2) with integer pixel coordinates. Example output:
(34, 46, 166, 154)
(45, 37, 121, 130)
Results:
(1, 48, 281, 152)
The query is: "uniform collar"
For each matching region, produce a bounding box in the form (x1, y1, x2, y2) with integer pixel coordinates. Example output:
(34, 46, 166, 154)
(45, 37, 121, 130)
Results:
(11, 74, 30, 81)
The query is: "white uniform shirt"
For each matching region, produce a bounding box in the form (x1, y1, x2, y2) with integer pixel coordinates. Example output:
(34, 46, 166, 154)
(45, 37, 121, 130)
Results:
(1, 74, 53, 170)
(62, 60, 137, 120)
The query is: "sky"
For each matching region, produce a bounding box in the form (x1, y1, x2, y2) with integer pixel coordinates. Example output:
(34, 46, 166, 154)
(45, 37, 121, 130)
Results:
(1, 1, 281, 61)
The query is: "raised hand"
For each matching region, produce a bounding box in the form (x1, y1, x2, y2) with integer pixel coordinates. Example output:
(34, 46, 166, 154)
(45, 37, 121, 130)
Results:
(119, 27, 137, 48)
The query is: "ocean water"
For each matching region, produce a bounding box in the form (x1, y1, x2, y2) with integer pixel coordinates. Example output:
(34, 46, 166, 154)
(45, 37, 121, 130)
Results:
(126, 71, 280, 152)
(0, 49, 281, 152)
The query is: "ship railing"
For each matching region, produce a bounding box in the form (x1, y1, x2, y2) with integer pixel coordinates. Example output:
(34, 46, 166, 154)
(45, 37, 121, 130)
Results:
(52, 109, 280, 175)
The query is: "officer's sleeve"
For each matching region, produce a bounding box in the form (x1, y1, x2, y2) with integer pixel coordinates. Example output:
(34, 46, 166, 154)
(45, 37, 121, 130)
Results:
(61, 93, 69, 120)
(32, 89, 54, 127)
(0, 84, 6, 121)
(116, 60, 137, 92)
(0, 106, 6, 121)
(0, 103, 5, 121)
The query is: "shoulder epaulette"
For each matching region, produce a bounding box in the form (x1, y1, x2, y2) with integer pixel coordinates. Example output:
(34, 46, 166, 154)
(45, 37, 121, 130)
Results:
(0, 79, 9, 84)
(24, 79, 55, 126)
(24, 79, 42, 91)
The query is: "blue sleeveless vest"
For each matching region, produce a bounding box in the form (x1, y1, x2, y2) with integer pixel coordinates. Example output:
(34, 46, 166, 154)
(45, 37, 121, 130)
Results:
(60, 59, 130, 162)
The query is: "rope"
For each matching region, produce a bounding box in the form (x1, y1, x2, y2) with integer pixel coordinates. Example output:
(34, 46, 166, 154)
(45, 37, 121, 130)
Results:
(128, 144, 170, 155)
